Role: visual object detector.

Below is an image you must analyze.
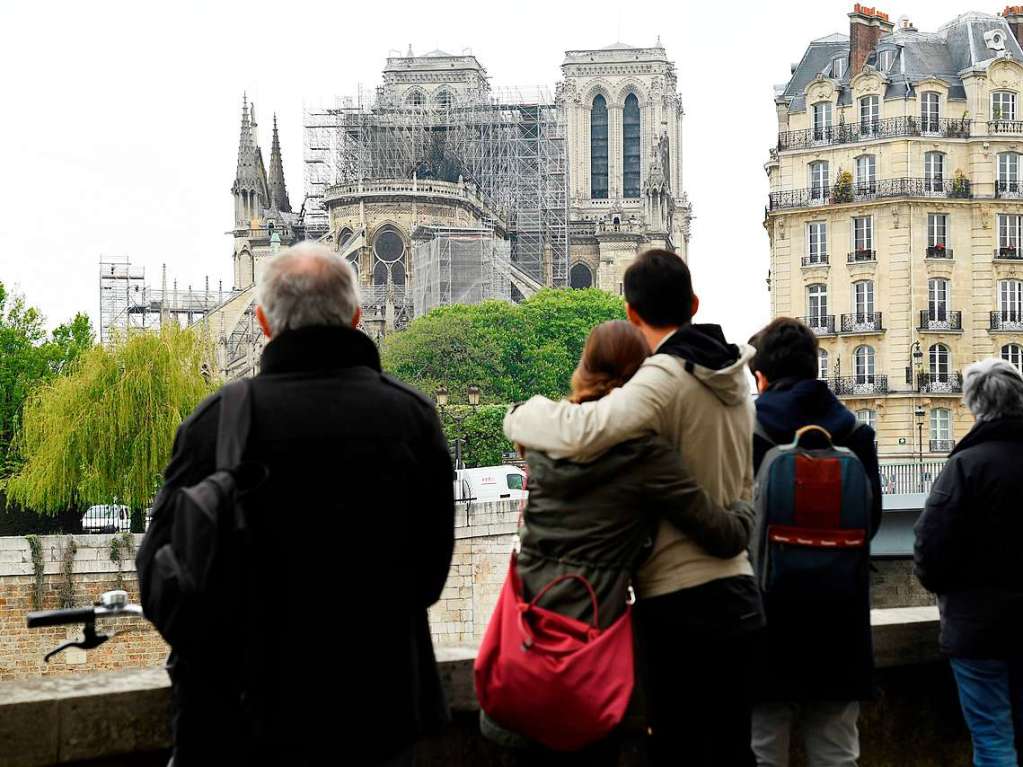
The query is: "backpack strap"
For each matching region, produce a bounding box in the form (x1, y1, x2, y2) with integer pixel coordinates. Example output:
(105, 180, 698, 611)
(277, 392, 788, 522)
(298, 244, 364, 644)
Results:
(216, 379, 253, 471)
(753, 419, 775, 446)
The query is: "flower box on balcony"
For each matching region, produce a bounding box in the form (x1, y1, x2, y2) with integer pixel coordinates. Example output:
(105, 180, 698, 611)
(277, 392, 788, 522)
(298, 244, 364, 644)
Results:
(999, 246, 1018, 257)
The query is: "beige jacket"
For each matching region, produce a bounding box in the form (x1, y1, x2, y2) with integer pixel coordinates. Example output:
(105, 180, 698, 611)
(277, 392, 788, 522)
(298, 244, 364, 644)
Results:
(503, 339, 756, 598)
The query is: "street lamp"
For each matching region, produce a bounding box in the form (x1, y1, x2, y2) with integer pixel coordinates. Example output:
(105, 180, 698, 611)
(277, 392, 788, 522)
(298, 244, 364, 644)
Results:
(435, 384, 482, 471)
(914, 404, 926, 493)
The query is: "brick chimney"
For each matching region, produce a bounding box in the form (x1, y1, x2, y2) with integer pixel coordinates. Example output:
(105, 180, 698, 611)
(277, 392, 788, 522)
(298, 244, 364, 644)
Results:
(849, 4, 894, 75)
(1003, 6, 1023, 49)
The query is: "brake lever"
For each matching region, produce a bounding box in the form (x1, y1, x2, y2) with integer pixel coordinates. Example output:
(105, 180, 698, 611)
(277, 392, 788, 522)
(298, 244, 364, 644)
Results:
(44, 623, 111, 663)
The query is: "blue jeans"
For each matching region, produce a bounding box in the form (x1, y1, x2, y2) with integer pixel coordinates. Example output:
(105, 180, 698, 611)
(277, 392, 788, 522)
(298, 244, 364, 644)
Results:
(951, 658, 1023, 767)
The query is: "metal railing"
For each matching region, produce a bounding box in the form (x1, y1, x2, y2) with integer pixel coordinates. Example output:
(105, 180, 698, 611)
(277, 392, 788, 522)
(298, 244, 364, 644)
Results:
(848, 250, 877, 263)
(919, 310, 962, 331)
(996, 180, 1023, 199)
(777, 117, 971, 151)
(840, 312, 884, 333)
(803, 315, 836, 335)
(994, 247, 1023, 260)
(770, 177, 972, 211)
(991, 311, 1023, 331)
(918, 372, 963, 394)
(929, 439, 956, 453)
(828, 375, 889, 396)
(802, 254, 829, 266)
(926, 245, 952, 259)
(878, 460, 947, 495)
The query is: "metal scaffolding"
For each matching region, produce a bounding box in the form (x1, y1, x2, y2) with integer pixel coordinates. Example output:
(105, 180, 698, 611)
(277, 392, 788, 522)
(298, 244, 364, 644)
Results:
(411, 226, 512, 317)
(98, 260, 227, 344)
(302, 85, 568, 290)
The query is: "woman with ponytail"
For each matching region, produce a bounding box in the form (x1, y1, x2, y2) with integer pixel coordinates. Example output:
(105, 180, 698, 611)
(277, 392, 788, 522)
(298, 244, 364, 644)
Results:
(481, 321, 756, 765)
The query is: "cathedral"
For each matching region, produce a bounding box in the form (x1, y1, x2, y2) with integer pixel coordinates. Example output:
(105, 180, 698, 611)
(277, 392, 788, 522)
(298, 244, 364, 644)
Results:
(206, 41, 691, 377)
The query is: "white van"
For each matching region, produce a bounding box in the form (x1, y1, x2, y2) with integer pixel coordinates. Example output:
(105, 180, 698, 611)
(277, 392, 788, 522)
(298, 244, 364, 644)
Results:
(81, 504, 131, 533)
(454, 465, 527, 503)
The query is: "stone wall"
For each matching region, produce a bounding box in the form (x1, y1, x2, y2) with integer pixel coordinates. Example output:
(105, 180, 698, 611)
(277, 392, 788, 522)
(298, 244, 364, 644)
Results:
(0, 535, 168, 681)
(871, 559, 936, 609)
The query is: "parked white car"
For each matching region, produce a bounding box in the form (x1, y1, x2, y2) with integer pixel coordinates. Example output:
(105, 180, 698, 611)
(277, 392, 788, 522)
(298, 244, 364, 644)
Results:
(454, 465, 527, 503)
(81, 504, 131, 533)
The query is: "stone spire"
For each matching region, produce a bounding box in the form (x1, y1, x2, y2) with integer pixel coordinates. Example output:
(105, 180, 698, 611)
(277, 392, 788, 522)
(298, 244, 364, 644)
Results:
(232, 94, 261, 193)
(267, 113, 292, 213)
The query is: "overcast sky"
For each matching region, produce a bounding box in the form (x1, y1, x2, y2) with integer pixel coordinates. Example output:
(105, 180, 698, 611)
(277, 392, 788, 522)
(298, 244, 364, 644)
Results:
(0, 0, 981, 345)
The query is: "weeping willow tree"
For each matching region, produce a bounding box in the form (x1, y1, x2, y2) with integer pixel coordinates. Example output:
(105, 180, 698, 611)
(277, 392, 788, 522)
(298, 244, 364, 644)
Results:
(4, 325, 218, 515)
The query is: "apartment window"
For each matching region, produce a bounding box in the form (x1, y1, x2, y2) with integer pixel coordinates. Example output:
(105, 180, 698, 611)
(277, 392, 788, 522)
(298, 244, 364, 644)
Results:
(930, 344, 951, 380)
(855, 155, 877, 194)
(999, 279, 1023, 320)
(999, 214, 1023, 255)
(854, 345, 876, 384)
(812, 102, 832, 141)
(853, 280, 875, 319)
(860, 95, 880, 135)
(998, 152, 1021, 195)
(852, 216, 874, 255)
(927, 213, 948, 248)
(928, 278, 950, 321)
(1002, 343, 1023, 373)
(807, 283, 828, 324)
(818, 348, 830, 380)
(623, 93, 641, 199)
(924, 151, 945, 192)
(833, 56, 847, 79)
(590, 95, 609, 199)
(808, 222, 827, 263)
(930, 408, 952, 444)
(921, 91, 940, 132)
(992, 90, 1017, 121)
(809, 161, 830, 200)
(856, 409, 877, 431)
(878, 49, 894, 71)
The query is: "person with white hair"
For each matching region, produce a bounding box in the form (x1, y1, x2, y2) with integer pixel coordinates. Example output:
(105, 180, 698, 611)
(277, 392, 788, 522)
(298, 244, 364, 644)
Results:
(915, 357, 1023, 766)
(138, 242, 454, 766)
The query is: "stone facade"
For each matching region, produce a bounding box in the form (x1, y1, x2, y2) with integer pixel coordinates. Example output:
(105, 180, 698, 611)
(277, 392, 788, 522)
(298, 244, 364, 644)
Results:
(765, 9, 1023, 460)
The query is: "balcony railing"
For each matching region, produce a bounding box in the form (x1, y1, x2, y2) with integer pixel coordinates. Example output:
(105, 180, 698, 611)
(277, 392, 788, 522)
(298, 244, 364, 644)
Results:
(988, 120, 1023, 134)
(777, 117, 971, 151)
(996, 180, 1023, 199)
(918, 372, 963, 394)
(929, 439, 956, 453)
(770, 177, 972, 211)
(829, 375, 889, 396)
(879, 460, 947, 494)
(803, 315, 836, 335)
(926, 245, 952, 259)
(848, 249, 877, 263)
(840, 312, 884, 333)
(801, 253, 829, 266)
(994, 247, 1023, 260)
(991, 310, 1023, 331)
(919, 310, 962, 331)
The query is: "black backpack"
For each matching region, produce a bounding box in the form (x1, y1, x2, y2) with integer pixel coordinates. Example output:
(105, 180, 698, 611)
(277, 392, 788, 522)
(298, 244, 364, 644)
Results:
(137, 379, 264, 660)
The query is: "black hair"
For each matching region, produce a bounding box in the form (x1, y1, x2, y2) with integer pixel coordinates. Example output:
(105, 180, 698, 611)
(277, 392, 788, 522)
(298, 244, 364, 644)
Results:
(748, 317, 819, 382)
(623, 249, 693, 327)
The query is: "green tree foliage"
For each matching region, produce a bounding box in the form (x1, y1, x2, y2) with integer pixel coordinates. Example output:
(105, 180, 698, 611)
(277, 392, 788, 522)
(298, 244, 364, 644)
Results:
(438, 405, 513, 469)
(5, 325, 217, 515)
(381, 288, 625, 404)
(0, 282, 93, 473)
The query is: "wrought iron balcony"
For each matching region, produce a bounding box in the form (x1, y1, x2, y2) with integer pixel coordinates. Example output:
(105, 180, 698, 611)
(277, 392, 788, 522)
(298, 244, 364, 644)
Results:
(829, 375, 889, 396)
(801, 254, 829, 266)
(991, 311, 1023, 331)
(777, 116, 971, 151)
(803, 315, 836, 335)
(988, 120, 1023, 134)
(929, 439, 956, 452)
(848, 250, 877, 263)
(996, 180, 1023, 199)
(994, 247, 1023, 260)
(840, 312, 884, 333)
(918, 372, 963, 394)
(769, 177, 972, 211)
(919, 310, 962, 331)
(926, 245, 952, 259)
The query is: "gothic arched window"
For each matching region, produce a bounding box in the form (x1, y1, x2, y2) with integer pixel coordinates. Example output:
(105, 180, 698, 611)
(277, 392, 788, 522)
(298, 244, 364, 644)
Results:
(590, 95, 609, 199)
(623, 93, 641, 198)
(570, 262, 594, 290)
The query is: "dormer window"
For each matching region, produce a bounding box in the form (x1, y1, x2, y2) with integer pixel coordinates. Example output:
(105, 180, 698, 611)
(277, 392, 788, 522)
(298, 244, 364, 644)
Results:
(992, 91, 1017, 122)
(921, 92, 940, 133)
(878, 49, 895, 71)
(832, 56, 847, 79)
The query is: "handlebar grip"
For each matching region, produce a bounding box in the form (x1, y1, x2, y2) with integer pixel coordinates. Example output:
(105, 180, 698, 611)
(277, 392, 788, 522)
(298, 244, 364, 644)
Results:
(26, 606, 97, 628)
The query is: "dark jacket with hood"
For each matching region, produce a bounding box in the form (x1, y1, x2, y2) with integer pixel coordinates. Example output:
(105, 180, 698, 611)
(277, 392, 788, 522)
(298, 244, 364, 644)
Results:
(752, 377, 881, 702)
(914, 416, 1023, 659)
(137, 325, 454, 766)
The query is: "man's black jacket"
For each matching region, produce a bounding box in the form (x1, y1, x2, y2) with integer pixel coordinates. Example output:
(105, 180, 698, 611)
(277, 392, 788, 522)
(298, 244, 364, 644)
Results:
(136, 325, 455, 765)
(914, 416, 1023, 658)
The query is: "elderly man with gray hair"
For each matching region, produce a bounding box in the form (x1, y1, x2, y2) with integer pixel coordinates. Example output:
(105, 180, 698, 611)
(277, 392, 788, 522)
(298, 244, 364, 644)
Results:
(915, 358, 1023, 766)
(139, 242, 454, 766)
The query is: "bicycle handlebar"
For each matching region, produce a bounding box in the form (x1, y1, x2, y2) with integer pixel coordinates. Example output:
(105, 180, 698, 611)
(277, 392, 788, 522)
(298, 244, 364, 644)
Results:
(26, 590, 144, 629)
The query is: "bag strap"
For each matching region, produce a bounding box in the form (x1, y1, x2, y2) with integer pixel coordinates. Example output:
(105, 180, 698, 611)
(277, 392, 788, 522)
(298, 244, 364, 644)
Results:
(519, 572, 603, 652)
(216, 379, 253, 471)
